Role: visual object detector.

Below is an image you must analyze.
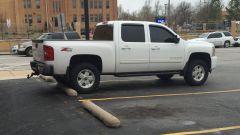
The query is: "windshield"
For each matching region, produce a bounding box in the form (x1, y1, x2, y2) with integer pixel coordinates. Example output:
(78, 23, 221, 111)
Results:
(199, 33, 209, 38)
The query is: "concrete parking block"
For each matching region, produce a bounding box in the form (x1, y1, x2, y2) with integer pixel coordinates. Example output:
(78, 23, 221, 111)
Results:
(56, 83, 78, 97)
(81, 100, 121, 128)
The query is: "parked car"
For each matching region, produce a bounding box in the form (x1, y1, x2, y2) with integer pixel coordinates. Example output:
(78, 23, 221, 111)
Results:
(17, 32, 81, 57)
(191, 31, 235, 48)
(233, 36, 240, 47)
(30, 21, 217, 93)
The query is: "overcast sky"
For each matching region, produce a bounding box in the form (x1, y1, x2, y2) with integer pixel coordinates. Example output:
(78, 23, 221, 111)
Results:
(118, 0, 231, 13)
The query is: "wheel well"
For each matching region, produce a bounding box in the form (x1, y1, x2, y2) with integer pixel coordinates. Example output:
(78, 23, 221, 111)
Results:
(25, 46, 32, 53)
(69, 55, 103, 72)
(188, 53, 211, 72)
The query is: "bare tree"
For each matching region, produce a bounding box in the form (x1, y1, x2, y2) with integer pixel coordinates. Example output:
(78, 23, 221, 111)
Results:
(138, 0, 154, 21)
(153, 0, 162, 17)
(174, 1, 193, 26)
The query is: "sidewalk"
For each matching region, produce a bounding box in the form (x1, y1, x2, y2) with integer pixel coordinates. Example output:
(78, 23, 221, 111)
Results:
(0, 52, 11, 55)
(0, 70, 32, 80)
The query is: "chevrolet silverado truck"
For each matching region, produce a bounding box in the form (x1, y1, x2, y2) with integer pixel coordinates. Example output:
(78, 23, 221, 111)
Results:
(30, 21, 217, 93)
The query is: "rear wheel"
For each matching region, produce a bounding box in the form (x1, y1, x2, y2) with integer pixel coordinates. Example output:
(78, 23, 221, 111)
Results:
(157, 74, 174, 81)
(224, 41, 230, 48)
(184, 60, 209, 86)
(69, 63, 100, 94)
(26, 47, 32, 57)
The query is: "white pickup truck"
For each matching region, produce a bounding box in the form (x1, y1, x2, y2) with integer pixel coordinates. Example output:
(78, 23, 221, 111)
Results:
(30, 21, 217, 93)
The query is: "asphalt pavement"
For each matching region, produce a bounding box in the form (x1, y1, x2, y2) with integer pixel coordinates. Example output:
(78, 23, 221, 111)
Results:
(0, 48, 240, 135)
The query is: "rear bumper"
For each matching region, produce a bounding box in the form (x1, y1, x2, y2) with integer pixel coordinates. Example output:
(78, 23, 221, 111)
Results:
(211, 56, 217, 70)
(30, 61, 53, 76)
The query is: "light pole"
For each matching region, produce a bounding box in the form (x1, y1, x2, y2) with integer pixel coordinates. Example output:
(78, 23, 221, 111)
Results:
(168, 0, 170, 26)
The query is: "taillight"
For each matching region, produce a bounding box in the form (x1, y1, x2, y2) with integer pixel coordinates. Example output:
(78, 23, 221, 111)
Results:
(43, 45, 54, 61)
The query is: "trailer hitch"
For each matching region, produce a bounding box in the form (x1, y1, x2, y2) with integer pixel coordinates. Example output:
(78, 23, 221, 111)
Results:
(27, 72, 39, 79)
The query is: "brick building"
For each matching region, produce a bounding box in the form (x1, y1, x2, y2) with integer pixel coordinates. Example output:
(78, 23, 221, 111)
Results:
(0, 0, 118, 34)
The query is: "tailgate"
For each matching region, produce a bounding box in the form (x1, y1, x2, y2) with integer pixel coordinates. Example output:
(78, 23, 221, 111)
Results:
(32, 40, 45, 62)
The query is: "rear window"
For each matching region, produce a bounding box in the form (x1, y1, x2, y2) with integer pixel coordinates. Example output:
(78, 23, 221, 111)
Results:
(93, 25, 113, 41)
(223, 32, 232, 37)
(65, 32, 81, 40)
(47, 33, 64, 39)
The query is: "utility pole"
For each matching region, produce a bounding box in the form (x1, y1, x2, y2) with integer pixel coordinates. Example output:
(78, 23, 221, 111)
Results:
(45, 0, 49, 32)
(164, 4, 167, 17)
(59, 0, 64, 33)
(84, 0, 90, 40)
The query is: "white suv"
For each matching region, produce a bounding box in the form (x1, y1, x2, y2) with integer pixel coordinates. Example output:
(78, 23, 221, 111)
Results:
(192, 32, 235, 48)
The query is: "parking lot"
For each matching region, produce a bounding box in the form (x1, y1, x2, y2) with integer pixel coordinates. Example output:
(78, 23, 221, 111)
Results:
(1, 48, 240, 135)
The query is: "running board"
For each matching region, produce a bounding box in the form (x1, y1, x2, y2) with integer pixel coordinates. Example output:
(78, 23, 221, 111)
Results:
(114, 71, 181, 77)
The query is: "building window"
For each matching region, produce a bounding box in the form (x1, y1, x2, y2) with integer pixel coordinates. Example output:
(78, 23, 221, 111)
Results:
(90, 0, 94, 9)
(106, 0, 110, 9)
(72, 0, 76, 8)
(24, 0, 32, 8)
(36, 0, 40, 9)
(106, 14, 110, 21)
(81, 15, 85, 22)
(53, 1, 60, 12)
(94, 14, 98, 22)
(73, 14, 77, 22)
(98, 0, 102, 8)
(54, 17, 58, 27)
(94, 0, 98, 9)
(80, 0, 84, 9)
(90, 14, 94, 22)
(37, 15, 41, 23)
(99, 14, 102, 22)
(25, 14, 33, 26)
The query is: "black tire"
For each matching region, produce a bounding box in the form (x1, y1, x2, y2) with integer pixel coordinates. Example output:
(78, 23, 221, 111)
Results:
(224, 41, 230, 48)
(184, 60, 209, 86)
(26, 47, 32, 57)
(69, 63, 100, 94)
(157, 74, 174, 81)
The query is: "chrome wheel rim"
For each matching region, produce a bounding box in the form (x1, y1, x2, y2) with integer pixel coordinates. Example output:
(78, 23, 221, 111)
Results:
(29, 49, 32, 56)
(225, 42, 230, 48)
(77, 69, 95, 89)
(192, 65, 205, 82)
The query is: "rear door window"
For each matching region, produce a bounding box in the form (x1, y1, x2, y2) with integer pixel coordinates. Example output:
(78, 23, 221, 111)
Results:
(93, 25, 113, 41)
(121, 24, 145, 42)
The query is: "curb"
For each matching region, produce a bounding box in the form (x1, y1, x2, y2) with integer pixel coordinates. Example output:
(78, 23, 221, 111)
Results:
(81, 100, 121, 128)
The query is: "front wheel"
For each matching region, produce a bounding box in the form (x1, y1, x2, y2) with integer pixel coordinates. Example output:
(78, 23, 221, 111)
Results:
(69, 63, 100, 94)
(184, 60, 209, 86)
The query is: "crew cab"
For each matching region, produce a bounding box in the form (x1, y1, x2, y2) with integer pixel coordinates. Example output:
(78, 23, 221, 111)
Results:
(17, 32, 81, 57)
(30, 21, 217, 93)
(192, 32, 234, 48)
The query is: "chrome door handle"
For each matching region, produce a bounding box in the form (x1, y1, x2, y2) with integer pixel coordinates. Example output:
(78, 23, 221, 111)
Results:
(151, 48, 160, 50)
(121, 47, 131, 50)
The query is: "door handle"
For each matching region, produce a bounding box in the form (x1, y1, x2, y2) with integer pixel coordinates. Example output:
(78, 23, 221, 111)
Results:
(121, 47, 131, 50)
(151, 47, 160, 50)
